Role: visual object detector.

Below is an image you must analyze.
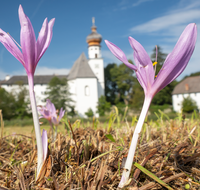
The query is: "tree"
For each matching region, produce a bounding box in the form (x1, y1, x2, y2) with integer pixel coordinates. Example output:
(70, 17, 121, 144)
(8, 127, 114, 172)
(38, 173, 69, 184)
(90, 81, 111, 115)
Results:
(96, 95, 111, 116)
(14, 85, 31, 119)
(0, 88, 16, 120)
(130, 82, 144, 109)
(85, 108, 94, 118)
(104, 63, 118, 105)
(151, 46, 177, 105)
(182, 96, 198, 113)
(45, 76, 74, 114)
(110, 62, 136, 104)
(0, 86, 30, 120)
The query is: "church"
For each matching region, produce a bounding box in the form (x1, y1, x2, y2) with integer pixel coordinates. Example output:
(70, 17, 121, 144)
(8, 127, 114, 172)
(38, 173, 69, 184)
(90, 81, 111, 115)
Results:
(0, 20, 105, 117)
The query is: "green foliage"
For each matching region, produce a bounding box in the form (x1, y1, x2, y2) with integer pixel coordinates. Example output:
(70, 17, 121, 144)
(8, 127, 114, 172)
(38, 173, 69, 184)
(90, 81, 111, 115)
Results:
(104, 62, 135, 105)
(96, 95, 111, 116)
(45, 76, 75, 115)
(110, 62, 135, 104)
(14, 86, 31, 119)
(182, 96, 198, 113)
(85, 108, 94, 118)
(130, 82, 144, 109)
(0, 86, 30, 120)
(104, 63, 118, 105)
(0, 88, 16, 120)
(115, 102, 127, 115)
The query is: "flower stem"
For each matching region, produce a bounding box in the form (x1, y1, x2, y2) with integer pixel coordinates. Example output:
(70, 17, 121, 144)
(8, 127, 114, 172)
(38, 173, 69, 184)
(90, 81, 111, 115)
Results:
(118, 97, 152, 188)
(48, 120, 54, 141)
(27, 75, 43, 177)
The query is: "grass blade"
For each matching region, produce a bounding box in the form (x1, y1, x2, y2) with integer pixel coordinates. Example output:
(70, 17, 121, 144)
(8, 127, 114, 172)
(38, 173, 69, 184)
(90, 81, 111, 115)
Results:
(133, 162, 173, 190)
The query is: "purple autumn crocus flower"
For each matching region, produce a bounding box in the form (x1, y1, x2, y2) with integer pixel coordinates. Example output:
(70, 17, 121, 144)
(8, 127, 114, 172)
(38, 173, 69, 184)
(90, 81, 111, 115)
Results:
(38, 99, 65, 141)
(0, 5, 55, 178)
(38, 99, 57, 122)
(51, 107, 65, 126)
(105, 23, 197, 188)
(38, 99, 65, 126)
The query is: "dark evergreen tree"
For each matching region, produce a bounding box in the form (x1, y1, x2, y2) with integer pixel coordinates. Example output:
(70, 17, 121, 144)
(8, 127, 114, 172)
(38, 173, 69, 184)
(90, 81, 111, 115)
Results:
(85, 108, 94, 118)
(45, 76, 75, 115)
(96, 95, 111, 116)
(110, 61, 135, 105)
(104, 63, 118, 105)
(182, 96, 198, 113)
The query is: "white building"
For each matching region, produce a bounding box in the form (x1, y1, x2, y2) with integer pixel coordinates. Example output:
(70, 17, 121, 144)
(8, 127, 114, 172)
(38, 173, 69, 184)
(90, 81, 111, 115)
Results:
(172, 76, 200, 112)
(0, 20, 104, 117)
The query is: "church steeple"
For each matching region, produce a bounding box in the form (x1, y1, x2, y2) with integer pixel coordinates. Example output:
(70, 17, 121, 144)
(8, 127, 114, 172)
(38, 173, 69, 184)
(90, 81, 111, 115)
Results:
(86, 18, 102, 59)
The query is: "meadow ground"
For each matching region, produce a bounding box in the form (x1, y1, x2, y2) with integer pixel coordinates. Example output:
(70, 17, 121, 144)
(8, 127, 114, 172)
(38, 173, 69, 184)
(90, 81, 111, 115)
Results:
(0, 109, 200, 189)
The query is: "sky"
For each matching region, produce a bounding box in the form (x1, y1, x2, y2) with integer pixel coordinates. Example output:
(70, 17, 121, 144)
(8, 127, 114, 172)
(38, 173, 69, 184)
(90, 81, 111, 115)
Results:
(0, 0, 199, 81)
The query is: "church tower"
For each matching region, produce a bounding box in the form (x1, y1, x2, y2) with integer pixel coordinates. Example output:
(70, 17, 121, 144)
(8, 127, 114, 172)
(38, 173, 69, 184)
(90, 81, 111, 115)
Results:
(86, 18, 104, 98)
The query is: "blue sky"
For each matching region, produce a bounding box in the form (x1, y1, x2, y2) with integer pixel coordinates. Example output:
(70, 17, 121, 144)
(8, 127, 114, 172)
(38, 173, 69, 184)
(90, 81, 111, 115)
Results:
(0, 0, 199, 80)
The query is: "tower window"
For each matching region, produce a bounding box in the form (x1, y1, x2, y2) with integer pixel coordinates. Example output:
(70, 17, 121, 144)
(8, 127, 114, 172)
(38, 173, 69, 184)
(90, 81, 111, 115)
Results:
(95, 53, 98, 58)
(85, 86, 90, 96)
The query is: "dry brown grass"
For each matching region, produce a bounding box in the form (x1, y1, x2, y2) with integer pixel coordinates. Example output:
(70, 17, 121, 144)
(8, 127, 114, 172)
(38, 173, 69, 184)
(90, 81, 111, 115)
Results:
(0, 115, 200, 189)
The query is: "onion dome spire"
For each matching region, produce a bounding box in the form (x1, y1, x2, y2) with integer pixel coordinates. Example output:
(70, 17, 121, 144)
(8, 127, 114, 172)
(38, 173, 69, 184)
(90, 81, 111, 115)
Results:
(86, 17, 102, 46)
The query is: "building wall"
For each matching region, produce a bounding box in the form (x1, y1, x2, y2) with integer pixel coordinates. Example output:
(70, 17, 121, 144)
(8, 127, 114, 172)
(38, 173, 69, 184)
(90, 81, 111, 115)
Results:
(172, 93, 200, 112)
(88, 58, 104, 98)
(88, 46, 102, 59)
(73, 78, 99, 117)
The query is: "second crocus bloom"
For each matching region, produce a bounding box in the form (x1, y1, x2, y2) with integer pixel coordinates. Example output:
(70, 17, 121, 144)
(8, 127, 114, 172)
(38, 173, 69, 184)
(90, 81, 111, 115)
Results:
(105, 23, 197, 188)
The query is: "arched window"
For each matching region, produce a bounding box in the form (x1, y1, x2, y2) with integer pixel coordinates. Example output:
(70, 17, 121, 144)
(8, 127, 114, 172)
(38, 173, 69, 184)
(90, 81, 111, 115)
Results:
(85, 86, 90, 96)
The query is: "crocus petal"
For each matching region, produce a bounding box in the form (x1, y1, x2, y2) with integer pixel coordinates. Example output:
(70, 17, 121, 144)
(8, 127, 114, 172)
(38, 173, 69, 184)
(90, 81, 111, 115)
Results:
(37, 18, 55, 63)
(58, 107, 65, 122)
(41, 129, 48, 161)
(51, 116, 58, 126)
(128, 37, 152, 67)
(152, 23, 197, 95)
(105, 40, 137, 71)
(130, 37, 155, 87)
(0, 29, 24, 65)
(36, 18, 48, 63)
(18, 5, 36, 75)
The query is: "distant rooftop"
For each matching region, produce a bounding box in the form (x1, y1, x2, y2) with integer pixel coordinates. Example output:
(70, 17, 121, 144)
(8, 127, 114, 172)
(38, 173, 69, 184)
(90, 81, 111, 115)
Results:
(68, 53, 96, 80)
(0, 75, 68, 85)
(172, 76, 200, 95)
(0, 53, 96, 85)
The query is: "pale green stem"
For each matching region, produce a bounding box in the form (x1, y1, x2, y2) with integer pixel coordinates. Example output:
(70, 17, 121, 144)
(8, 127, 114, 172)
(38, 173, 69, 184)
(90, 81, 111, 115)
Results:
(118, 97, 152, 188)
(54, 126, 57, 142)
(48, 120, 54, 141)
(27, 75, 43, 177)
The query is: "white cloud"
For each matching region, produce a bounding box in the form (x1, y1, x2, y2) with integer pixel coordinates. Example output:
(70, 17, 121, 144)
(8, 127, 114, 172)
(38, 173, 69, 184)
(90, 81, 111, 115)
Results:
(130, 10, 200, 34)
(116, 0, 155, 11)
(132, 0, 154, 7)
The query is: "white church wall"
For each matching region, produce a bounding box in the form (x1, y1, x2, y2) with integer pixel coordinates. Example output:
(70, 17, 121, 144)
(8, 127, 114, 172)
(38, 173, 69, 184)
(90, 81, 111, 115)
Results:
(172, 93, 200, 112)
(68, 79, 77, 109)
(75, 78, 98, 117)
(88, 58, 104, 97)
